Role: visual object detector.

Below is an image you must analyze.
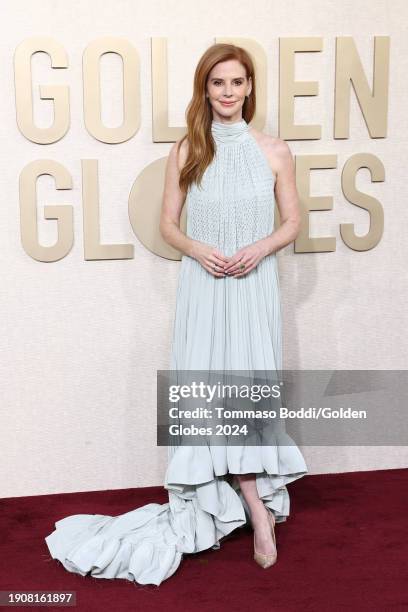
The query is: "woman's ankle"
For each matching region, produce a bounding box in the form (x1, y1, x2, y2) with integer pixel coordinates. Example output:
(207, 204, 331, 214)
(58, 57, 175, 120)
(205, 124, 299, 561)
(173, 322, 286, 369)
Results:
(249, 501, 268, 524)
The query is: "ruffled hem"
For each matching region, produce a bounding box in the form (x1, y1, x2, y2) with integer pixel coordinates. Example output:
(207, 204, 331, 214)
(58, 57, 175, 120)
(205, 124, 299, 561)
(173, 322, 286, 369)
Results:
(45, 440, 307, 586)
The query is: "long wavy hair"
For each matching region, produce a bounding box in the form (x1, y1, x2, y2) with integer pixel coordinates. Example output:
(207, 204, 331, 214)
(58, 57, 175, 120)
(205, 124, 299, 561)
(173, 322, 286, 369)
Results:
(177, 43, 256, 194)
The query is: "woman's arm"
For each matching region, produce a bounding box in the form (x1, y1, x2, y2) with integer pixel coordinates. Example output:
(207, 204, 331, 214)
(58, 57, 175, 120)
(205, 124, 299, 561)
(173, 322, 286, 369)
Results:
(159, 141, 196, 257)
(259, 138, 301, 256)
(160, 141, 231, 276)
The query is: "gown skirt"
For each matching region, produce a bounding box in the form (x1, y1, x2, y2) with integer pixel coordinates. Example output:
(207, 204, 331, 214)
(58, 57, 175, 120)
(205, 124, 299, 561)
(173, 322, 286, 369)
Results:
(44, 118, 308, 586)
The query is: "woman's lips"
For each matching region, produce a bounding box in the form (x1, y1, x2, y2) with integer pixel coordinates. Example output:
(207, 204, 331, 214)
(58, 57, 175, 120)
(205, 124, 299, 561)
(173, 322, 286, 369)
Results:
(220, 101, 236, 106)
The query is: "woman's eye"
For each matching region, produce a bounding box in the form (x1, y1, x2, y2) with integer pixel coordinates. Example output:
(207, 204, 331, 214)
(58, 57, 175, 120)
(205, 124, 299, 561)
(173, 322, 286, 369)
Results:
(213, 80, 243, 86)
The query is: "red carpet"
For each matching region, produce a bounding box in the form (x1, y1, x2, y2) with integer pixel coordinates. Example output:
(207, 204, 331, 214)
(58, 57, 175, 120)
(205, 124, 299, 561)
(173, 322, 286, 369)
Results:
(1, 468, 407, 611)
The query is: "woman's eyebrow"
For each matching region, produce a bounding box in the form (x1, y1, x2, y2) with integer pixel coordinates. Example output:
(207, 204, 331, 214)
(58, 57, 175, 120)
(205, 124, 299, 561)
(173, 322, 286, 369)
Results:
(209, 76, 244, 81)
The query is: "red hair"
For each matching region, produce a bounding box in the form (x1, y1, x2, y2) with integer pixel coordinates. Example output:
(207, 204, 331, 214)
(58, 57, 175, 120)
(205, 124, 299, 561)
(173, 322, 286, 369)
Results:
(178, 43, 256, 194)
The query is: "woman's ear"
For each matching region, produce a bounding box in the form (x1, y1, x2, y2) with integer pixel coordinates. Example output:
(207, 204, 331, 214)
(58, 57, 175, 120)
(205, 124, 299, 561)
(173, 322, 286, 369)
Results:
(247, 76, 252, 97)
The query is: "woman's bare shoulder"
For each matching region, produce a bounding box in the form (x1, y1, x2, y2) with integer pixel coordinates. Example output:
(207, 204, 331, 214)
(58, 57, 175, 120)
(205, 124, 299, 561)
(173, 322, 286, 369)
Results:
(249, 125, 289, 152)
(248, 126, 293, 175)
(169, 137, 189, 174)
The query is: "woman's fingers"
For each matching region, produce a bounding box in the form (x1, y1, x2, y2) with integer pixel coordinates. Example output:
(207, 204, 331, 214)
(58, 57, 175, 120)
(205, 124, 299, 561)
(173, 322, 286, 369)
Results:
(213, 255, 231, 269)
(208, 252, 232, 276)
(200, 247, 262, 278)
(225, 257, 252, 275)
(200, 257, 224, 277)
(207, 263, 226, 277)
(223, 255, 242, 272)
(213, 251, 231, 264)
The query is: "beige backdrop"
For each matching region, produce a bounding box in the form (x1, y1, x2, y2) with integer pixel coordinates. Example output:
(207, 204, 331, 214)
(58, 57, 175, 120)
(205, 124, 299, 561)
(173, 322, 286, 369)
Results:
(1, 0, 407, 498)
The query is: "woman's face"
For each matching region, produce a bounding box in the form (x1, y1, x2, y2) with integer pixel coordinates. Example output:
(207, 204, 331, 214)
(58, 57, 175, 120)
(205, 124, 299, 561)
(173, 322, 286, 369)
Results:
(206, 59, 252, 122)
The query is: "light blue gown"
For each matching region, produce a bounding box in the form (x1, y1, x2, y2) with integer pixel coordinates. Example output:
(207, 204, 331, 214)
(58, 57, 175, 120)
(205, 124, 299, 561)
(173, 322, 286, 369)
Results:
(44, 118, 308, 586)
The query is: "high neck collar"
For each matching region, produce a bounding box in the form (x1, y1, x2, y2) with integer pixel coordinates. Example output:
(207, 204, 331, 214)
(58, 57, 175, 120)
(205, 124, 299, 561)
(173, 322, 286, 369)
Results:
(211, 118, 249, 144)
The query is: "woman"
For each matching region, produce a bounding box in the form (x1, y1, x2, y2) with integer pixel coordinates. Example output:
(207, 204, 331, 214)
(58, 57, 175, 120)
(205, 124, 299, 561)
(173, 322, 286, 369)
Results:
(45, 43, 308, 586)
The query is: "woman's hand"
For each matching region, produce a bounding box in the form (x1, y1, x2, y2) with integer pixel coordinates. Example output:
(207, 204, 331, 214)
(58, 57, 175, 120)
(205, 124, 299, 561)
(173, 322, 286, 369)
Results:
(223, 239, 269, 277)
(190, 240, 231, 277)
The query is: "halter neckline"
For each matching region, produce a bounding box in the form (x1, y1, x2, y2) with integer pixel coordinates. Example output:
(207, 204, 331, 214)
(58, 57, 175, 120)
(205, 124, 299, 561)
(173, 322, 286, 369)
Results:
(211, 118, 249, 144)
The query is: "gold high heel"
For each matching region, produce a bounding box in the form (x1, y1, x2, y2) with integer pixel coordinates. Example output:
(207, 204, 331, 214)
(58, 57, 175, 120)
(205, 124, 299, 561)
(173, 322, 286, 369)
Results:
(253, 507, 277, 568)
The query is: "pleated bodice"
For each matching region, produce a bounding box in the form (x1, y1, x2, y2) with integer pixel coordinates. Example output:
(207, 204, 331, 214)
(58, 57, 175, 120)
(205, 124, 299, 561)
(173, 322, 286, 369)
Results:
(185, 118, 276, 258)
